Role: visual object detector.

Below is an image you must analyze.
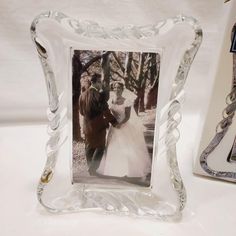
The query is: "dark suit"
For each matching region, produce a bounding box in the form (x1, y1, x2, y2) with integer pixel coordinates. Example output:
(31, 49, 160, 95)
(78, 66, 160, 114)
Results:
(79, 87, 117, 174)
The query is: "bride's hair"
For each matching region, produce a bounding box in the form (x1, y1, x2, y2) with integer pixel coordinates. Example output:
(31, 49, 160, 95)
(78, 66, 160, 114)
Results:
(111, 81, 124, 91)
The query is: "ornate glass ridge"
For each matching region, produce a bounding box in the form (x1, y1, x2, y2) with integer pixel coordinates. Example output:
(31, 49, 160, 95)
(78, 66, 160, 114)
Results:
(31, 11, 202, 220)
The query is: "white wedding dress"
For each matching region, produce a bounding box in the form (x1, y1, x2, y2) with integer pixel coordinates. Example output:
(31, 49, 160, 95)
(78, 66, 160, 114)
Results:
(97, 93, 151, 178)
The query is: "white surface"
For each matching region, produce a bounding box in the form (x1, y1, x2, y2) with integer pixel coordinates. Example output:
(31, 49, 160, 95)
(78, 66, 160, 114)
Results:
(0, 121, 235, 236)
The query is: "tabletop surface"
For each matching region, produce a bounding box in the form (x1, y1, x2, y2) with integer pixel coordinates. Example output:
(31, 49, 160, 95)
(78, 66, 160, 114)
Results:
(0, 122, 235, 236)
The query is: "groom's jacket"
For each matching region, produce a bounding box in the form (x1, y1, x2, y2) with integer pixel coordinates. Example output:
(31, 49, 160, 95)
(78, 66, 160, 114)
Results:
(79, 87, 118, 148)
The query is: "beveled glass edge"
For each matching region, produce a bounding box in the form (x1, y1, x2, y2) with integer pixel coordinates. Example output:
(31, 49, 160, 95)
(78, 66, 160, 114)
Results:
(30, 11, 203, 220)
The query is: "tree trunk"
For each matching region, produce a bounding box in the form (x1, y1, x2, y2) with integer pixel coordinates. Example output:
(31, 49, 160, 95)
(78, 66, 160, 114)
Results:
(149, 53, 157, 85)
(101, 52, 111, 101)
(139, 68, 148, 112)
(72, 51, 83, 141)
(124, 52, 133, 90)
(146, 53, 160, 109)
(134, 53, 145, 114)
(139, 88, 145, 112)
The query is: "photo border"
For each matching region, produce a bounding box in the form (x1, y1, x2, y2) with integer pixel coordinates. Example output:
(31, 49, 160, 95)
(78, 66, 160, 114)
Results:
(70, 48, 161, 188)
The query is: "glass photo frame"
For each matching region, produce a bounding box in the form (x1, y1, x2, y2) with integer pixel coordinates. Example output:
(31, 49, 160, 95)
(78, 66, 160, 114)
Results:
(31, 11, 202, 220)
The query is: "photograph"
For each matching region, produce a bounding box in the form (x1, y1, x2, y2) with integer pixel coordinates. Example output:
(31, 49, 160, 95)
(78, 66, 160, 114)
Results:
(230, 29, 236, 53)
(227, 136, 236, 162)
(72, 49, 160, 187)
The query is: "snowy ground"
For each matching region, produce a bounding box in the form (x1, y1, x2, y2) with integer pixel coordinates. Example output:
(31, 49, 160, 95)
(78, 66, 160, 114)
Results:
(72, 108, 155, 186)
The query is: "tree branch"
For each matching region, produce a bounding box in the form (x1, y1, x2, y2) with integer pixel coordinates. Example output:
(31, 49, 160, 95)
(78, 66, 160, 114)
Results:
(112, 52, 125, 73)
(111, 68, 125, 79)
(82, 51, 111, 72)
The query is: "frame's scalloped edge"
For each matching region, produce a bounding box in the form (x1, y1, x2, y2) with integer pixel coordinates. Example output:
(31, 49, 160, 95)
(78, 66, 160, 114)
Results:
(31, 11, 203, 220)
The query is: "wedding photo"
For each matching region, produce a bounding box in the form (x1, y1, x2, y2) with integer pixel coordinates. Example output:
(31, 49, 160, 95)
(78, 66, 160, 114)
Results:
(72, 49, 160, 187)
(227, 136, 236, 163)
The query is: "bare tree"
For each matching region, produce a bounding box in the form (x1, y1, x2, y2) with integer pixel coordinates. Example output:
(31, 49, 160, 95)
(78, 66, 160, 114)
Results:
(134, 53, 146, 114)
(146, 53, 160, 109)
(101, 51, 111, 101)
(76, 51, 160, 118)
(124, 52, 133, 89)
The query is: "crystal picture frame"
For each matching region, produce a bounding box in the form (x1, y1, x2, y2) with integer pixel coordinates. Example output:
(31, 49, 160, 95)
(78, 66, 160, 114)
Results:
(31, 11, 202, 220)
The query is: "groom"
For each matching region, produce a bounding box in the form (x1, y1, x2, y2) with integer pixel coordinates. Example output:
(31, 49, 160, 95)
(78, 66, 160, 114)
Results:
(79, 73, 118, 176)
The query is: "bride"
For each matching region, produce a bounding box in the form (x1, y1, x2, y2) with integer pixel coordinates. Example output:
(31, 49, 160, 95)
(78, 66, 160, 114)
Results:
(97, 81, 151, 178)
